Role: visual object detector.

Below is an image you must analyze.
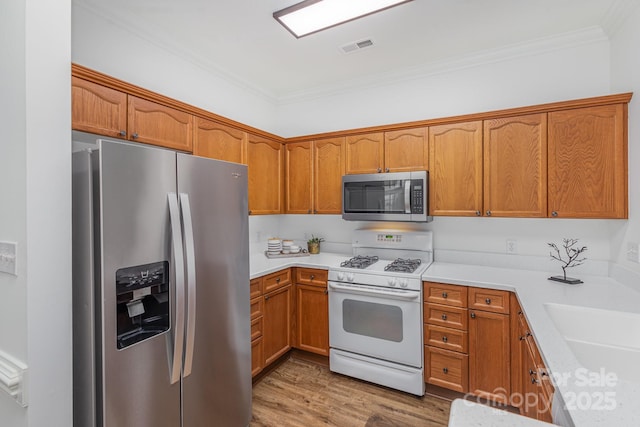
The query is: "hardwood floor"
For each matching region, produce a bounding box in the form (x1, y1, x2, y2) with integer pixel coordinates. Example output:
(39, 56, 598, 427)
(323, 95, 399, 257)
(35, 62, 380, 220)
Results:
(251, 356, 451, 426)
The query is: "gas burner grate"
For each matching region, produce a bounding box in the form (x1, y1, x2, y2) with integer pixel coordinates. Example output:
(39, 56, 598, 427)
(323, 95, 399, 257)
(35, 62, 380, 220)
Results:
(340, 255, 379, 269)
(384, 258, 422, 273)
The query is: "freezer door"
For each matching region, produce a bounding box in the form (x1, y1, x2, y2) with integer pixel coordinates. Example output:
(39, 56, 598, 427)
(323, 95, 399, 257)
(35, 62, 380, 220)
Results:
(99, 140, 181, 427)
(177, 154, 252, 427)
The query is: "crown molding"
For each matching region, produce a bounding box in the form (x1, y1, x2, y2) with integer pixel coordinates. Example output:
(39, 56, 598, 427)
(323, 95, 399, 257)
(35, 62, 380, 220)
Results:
(600, 0, 640, 38)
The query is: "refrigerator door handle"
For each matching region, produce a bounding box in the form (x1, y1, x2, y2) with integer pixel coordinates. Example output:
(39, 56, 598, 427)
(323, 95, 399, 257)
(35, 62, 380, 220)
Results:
(168, 193, 186, 385)
(179, 193, 197, 377)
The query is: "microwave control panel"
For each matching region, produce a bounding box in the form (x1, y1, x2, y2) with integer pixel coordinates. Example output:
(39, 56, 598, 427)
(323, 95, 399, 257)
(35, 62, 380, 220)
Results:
(412, 183, 424, 214)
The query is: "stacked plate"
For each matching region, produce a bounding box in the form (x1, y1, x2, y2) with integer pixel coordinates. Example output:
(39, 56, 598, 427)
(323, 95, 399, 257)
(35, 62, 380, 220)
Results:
(267, 238, 282, 255)
(282, 240, 293, 254)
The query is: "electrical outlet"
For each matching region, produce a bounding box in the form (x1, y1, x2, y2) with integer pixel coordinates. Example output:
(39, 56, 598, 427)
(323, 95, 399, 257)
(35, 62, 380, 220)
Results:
(506, 239, 517, 254)
(627, 242, 639, 263)
(0, 241, 17, 275)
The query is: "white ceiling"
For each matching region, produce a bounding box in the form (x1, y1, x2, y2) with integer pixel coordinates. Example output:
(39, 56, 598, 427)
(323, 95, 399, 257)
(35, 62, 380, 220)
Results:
(73, 0, 637, 102)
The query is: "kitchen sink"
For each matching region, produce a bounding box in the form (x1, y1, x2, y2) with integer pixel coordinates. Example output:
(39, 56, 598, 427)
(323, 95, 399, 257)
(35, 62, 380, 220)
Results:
(544, 303, 640, 383)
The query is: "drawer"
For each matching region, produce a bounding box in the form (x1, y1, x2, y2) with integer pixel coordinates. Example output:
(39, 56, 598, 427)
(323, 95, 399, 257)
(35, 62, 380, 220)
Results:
(295, 268, 328, 287)
(263, 269, 292, 294)
(250, 296, 263, 320)
(425, 346, 468, 393)
(251, 316, 263, 341)
(250, 277, 262, 299)
(424, 303, 468, 330)
(425, 324, 468, 353)
(468, 287, 510, 314)
(424, 282, 467, 307)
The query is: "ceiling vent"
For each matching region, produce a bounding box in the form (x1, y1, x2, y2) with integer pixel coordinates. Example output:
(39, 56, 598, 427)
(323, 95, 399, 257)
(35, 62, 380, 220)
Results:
(340, 38, 375, 54)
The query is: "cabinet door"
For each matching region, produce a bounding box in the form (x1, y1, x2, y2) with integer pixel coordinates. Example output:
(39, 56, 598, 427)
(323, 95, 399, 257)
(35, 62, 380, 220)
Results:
(127, 96, 193, 152)
(263, 284, 293, 366)
(468, 309, 510, 404)
(345, 133, 384, 174)
(193, 118, 245, 164)
(548, 104, 627, 218)
(72, 77, 127, 138)
(247, 135, 284, 215)
(285, 142, 313, 214)
(313, 137, 345, 214)
(251, 337, 264, 377)
(483, 114, 547, 217)
(296, 284, 329, 356)
(384, 127, 428, 172)
(429, 121, 483, 216)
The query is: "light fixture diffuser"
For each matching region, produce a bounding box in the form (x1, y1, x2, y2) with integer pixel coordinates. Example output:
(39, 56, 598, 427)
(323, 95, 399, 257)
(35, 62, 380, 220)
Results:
(273, 0, 413, 38)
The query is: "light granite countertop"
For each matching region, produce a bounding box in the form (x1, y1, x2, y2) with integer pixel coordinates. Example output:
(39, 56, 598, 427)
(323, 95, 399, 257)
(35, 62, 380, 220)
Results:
(250, 252, 640, 427)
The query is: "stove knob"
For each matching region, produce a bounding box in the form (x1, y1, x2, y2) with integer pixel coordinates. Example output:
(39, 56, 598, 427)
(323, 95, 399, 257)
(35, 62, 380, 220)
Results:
(388, 278, 397, 287)
(346, 273, 355, 282)
(337, 272, 345, 281)
(399, 279, 408, 288)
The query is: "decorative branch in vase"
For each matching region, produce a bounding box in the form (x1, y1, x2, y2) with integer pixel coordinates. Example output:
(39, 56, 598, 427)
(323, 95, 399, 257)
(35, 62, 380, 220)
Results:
(547, 238, 587, 284)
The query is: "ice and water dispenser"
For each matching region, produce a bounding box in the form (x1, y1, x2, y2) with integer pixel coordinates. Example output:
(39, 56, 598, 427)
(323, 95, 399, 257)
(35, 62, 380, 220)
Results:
(115, 261, 170, 349)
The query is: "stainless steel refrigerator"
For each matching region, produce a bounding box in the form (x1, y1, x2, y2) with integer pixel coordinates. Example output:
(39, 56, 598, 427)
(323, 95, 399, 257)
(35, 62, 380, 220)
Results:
(72, 131, 251, 427)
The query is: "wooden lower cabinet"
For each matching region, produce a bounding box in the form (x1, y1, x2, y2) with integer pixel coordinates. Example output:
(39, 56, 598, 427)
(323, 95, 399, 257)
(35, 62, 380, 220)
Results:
(263, 284, 293, 366)
(295, 284, 329, 356)
(251, 337, 264, 377)
(468, 308, 511, 404)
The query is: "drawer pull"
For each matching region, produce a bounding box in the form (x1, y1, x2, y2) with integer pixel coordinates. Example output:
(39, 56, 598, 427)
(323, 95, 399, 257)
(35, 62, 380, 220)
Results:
(310, 275, 315, 280)
(442, 336, 448, 343)
(485, 298, 492, 305)
(443, 367, 448, 374)
(470, 312, 476, 319)
(276, 278, 281, 283)
(442, 292, 448, 299)
(441, 314, 447, 321)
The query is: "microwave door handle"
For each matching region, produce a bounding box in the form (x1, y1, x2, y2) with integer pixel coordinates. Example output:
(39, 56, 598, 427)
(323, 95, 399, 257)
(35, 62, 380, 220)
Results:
(404, 180, 411, 213)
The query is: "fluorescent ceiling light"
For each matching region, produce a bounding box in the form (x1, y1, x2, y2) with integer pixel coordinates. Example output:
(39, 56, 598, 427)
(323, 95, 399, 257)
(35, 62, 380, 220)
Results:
(274, 0, 413, 38)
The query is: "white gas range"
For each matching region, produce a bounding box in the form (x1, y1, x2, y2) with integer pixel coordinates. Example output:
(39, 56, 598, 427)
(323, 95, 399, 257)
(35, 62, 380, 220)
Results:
(328, 229, 433, 396)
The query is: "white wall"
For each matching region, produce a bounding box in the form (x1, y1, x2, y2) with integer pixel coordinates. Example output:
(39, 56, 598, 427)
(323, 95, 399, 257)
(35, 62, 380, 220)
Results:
(72, 4, 279, 135)
(0, 0, 28, 424)
(274, 35, 611, 136)
(0, 1, 72, 426)
(610, 5, 640, 276)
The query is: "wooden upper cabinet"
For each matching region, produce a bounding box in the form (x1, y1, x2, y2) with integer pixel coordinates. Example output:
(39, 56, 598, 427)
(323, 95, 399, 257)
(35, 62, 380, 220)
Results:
(194, 118, 246, 164)
(429, 121, 483, 216)
(72, 77, 127, 138)
(247, 134, 284, 215)
(314, 137, 345, 214)
(285, 142, 313, 214)
(127, 96, 193, 152)
(548, 104, 628, 218)
(345, 132, 384, 174)
(384, 127, 428, 172)
(483, 114, 547, 217)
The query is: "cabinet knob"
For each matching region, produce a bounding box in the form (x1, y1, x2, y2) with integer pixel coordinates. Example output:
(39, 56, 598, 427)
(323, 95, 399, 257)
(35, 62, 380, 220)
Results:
(308, 209, 311, 214)
(475, 210, 481, 216)
(485, 298, 492, 305)
(132, 133, 139, 139)
(324, 289, 328, 295)
(310, 275, 315, 280)
(470, 312, 476, 319)
(551, 211, 558, 217)
(385, 168, 390, 173)
(442, 292, 448, 298)
(529, 369, 535, 376)
(441, 314, 447, 321)
(442, 336, 448, 343)
(265, 295, 270, 301)
(314, 210, 318, 214)
(377, 168, 382, 173)
(276, 278, 281, 283)
(248, 210, 252, 215)
(531, 377, 539, 384)
(486, 210, 492, 216)
(443, 367, 448, 374)
(119, 130, 126, 137)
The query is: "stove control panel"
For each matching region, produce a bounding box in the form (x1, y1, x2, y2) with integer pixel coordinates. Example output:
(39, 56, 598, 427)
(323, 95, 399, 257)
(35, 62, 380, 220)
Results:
(377, 234, 402, 243)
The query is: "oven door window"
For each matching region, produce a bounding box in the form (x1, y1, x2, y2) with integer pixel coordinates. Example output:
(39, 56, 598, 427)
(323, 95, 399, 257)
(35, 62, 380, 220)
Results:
(344, 180, 405, 213)
(342, 299, 403, 342)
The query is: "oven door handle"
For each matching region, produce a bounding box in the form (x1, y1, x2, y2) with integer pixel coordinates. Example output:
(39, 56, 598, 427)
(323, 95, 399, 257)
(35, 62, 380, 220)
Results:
(329, 282, 420, 301)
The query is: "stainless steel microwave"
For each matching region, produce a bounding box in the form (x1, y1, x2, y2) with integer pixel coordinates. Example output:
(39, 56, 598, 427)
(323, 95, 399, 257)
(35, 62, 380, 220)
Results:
(342, 171, 432, 222)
